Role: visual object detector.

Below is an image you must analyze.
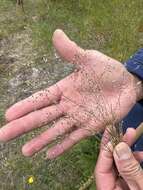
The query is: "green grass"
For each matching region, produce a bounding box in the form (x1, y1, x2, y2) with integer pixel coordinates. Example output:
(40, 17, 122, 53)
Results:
(0, 0, 143, 189)
(1, 0, 143, 58)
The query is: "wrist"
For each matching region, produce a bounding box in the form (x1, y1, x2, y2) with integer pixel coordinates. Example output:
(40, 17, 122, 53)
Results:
(131, 73, 143, 101)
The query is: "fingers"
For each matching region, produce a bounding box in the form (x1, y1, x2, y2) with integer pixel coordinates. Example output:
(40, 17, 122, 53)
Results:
(22, 117, 75, 156)
(123, 128, 143, 162)
(114, 142, 143, 189)
(5, 83, 63, 121)
(95, 141, 116, 190)
(53, 29, 85, 63)
(122, 127, 136, 146)
(100, 127, 135, 150)
(46, 128, 91, 159)
(0, 104, 64, 142)
(100, 127, 111, 149)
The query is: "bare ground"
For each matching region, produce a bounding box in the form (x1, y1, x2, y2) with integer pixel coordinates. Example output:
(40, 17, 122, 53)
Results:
(0, 29, 79, 190)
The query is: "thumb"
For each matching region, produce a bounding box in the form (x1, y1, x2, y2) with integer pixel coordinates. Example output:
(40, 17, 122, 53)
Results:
(52, 29, 85, 63)
(113, 142, 143, 189)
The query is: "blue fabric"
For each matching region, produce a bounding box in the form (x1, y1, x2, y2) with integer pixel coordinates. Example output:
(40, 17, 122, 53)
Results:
(123, 48, 143, 153)
(124, 48, 143, 81)
(122, 103, 143, 151)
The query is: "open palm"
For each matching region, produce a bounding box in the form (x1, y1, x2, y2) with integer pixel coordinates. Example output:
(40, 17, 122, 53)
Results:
(0, 30, 141, 159)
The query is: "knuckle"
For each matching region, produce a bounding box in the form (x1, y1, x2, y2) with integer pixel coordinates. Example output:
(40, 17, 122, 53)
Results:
(119, 160, 142, 179)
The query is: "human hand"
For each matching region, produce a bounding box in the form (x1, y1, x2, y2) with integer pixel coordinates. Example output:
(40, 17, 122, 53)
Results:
(0, 30, 142, 159)
(95, 128, 143, 190)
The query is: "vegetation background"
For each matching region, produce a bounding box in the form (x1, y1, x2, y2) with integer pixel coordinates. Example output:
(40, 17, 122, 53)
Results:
(0, 0, 143, 189)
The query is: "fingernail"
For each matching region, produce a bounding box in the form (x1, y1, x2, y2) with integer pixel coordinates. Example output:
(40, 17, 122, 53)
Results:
(115, 142, 132, 160)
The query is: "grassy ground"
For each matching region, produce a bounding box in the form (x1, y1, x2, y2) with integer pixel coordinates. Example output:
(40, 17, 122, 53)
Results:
(0, 0, 143, 189)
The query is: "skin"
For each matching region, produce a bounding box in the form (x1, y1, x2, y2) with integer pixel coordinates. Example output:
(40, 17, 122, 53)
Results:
(0, 29, 143, 159)
(95, 128, 143, 190)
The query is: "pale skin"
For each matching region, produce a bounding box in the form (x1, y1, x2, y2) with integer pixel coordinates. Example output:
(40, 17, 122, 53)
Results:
(95, 128, 143, 190)
(0, 29, 143, 160)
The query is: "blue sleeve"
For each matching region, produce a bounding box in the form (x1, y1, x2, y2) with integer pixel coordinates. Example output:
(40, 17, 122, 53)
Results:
(122, 103, 143, 151)
(123, 49, 143, 154)
(124, 48, 143, 106)
(124, 48, 143, 80)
